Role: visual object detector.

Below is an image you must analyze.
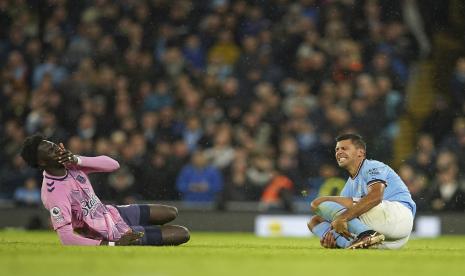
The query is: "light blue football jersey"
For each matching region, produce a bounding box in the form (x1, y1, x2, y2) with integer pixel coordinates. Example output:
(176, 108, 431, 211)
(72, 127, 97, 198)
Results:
(340, 159, 416, 216)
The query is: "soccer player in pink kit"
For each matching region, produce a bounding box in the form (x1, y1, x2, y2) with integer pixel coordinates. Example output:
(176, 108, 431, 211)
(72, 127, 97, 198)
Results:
(20, 134, 190, 246)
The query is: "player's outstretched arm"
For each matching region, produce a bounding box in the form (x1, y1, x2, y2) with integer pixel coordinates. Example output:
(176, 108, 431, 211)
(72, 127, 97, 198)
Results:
(56, 224, 102, 246)
(56, 225, 143, 246)
(77, 156, 120, 174)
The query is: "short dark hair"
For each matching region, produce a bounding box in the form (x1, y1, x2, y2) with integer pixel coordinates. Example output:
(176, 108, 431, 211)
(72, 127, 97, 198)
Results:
(20, 134, 46, 168)
(335, 133, 366, 151)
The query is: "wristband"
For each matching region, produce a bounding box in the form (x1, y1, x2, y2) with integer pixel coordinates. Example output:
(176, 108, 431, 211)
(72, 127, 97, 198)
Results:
(76, 156, 82, 165)
(108, 241, 115, 246)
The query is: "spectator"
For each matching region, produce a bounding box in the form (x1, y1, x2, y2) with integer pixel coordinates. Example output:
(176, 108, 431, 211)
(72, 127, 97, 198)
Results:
(76, 113, 97, 140)
(421, 96, 455, 145)
(143, 80, 174, 112)
(208, 30, 240, 67)
(140, 111, 159, 146)
(406, 133, 436, 179)
(176, 150, 223, 202)
(203, 123, 235, 171)
(306, 163, 345, 202)
(223, 148, 250, 202)
(260, 170, 295, 212)
(440, 117, 465, 170)
(32, 54, 67, 88)
(450, 57, 465, 112)
(13, 177, 41, 206)
(38, 109, 67, 143)
(277, 135, 305, 191)
(427, 151, 465, 212)
(183, 34, 206, 71)
(139, 150, 178, 201)
(398, 163, 429, 212)
(245, 153, 274, 200)
(106, 166, 138, 205)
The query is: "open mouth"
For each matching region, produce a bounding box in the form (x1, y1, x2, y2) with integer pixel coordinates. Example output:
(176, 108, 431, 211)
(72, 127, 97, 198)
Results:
(337, 156, 348, 162)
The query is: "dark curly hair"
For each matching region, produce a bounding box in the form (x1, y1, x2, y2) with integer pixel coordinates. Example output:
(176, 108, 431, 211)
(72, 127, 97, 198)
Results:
(20, 134, 46, 168)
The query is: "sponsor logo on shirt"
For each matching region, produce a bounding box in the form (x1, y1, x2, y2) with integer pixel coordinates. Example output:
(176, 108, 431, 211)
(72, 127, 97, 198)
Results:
(50, 206, 64, 223)
(81, 194, 101, 217)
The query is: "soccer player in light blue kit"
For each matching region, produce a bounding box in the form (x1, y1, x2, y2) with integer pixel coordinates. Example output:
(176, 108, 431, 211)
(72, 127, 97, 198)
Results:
(308, 134, 416, 249)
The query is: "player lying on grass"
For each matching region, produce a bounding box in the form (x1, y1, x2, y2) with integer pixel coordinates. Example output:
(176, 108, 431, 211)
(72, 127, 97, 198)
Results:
(20, 134, 190, 246)
(307, 134, 416, 249)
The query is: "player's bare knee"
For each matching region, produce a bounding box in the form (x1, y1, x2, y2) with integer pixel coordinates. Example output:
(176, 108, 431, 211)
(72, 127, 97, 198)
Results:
(310, 200, 320, 212)
(174, 225, 190, 244)
(179, 225, 190, 243)
(169, 206, 179, 220)
(308, 215, 324, 230)
(307, 221, 312, 231)
(162, 225, 190, 245)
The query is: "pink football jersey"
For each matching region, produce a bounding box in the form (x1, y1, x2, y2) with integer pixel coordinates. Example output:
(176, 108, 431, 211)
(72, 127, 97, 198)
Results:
(41, 156, 131, 244)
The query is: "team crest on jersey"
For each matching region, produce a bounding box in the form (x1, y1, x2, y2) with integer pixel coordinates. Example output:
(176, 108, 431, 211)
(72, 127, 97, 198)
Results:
(50, 206, 64, 223)
(367, 168, 380, 176)
(76, 175, 86, 184)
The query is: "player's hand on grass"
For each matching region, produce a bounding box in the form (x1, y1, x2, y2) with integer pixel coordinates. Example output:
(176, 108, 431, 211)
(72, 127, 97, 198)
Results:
(100, 230, 144, 246)
(116, 230, 144, 246)
(320, 231, 337, 248)
(55, 142, 78, 166)
(331, 217, 351, 239)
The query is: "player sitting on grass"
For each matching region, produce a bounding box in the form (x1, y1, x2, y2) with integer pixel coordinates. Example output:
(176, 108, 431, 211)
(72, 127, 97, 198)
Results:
(307, 134, 416, 249)
(20, 134, 190, 246)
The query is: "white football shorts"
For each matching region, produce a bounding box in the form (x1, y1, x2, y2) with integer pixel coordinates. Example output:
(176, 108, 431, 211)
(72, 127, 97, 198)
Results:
(357, 200, 414, 249)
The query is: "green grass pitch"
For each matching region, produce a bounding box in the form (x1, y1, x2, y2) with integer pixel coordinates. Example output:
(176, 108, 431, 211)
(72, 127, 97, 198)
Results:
(1, 230, 465, 276)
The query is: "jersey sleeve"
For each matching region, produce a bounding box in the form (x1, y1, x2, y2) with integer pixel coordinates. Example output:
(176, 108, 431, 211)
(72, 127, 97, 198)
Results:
(56, 224, 101, 246)
(340, 183, 351, 197)
(76, 156, 120, 174)
(361, 162, 389, 188)
(45, 191, 73, 230)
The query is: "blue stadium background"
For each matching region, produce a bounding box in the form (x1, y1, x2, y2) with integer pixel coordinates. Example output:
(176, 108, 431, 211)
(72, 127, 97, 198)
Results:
(1, 0, 464, 220)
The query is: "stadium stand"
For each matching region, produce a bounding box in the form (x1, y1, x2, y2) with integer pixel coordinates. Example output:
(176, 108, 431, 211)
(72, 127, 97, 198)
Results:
(0, 0, 464, 213)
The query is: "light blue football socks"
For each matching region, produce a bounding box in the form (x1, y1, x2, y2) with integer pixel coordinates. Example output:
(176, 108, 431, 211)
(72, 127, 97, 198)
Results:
(311, 220, 352, 248)
(315, 201, 372, 235)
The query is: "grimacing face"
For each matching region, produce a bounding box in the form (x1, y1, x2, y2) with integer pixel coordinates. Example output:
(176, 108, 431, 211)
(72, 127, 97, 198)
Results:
(37, 140, 62, 168)
(335, 139, 365, 169)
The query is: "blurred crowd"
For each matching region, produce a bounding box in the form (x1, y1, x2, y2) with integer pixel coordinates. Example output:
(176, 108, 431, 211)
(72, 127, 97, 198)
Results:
(0, 0, 463, 212)
(403, 55, 465, 212)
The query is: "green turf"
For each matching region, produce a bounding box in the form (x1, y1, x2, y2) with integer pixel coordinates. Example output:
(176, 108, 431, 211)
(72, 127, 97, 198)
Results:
(1, 230, 465, 276)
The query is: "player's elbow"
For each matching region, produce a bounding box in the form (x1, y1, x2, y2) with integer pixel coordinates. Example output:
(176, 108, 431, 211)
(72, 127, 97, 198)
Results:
(107, 157, 120, 170)
(310, 199, 320, 212)
(113, 159, 120, 170)
(310, 197, 329, 212)
(370, 195, 383, 206)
